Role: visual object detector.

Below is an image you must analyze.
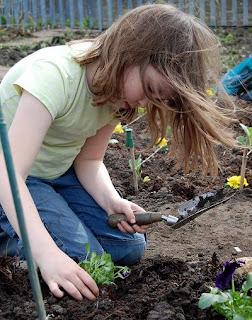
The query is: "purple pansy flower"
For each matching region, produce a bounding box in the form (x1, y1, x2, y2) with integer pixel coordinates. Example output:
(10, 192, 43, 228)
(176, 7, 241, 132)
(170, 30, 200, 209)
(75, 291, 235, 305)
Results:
(215, 260, 245, 290)
(123, 270, 131, 278)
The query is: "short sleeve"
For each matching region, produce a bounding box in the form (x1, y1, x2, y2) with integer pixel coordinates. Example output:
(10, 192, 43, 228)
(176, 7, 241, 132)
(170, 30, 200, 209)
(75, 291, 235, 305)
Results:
(13, 60, 69, 119)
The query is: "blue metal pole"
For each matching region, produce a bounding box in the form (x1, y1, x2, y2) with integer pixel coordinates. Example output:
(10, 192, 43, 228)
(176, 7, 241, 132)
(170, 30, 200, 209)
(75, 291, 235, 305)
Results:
(0, 105, 47, 319)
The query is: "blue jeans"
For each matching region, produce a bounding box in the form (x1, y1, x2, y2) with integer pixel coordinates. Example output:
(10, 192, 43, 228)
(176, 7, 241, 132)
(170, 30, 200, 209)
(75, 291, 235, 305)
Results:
(0, 167, 146, 265)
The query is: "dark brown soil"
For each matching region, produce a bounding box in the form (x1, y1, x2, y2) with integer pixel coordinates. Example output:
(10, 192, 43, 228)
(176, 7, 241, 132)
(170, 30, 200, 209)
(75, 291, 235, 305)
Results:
(0, 28, 251, 320)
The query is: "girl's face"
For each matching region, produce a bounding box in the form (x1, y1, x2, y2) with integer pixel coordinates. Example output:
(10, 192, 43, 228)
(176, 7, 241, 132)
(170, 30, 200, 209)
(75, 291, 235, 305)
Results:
(111, 64, 174, 110)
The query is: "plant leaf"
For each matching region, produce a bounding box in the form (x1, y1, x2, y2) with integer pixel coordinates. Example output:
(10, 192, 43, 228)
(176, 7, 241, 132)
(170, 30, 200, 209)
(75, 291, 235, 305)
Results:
(240, 124, 252, 150)
(236, 136, 247, 146)
(79, 243, 130, 287)
(242, 272, 252, 293)
(233, 314, 246, 320)
(198, 292, 228, 309)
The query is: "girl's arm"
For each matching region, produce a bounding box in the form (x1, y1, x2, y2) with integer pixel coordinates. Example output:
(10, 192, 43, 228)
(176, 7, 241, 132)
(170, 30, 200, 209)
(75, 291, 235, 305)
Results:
(73, 124, 149, 234)
(0, 90, 98, 301)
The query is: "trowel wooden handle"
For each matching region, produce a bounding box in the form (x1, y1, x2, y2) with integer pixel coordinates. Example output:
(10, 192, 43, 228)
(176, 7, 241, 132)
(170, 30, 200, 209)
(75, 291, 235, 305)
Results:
(108, 212, 162, 228)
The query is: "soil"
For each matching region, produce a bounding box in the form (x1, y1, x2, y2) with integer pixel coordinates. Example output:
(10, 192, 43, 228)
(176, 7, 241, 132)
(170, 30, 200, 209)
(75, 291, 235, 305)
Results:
(0, 27, 251, 320)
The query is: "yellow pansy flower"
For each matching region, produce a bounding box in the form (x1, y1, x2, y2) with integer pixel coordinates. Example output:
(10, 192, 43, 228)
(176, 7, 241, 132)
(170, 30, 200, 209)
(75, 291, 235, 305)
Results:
(113, 124, 124, 134)
(158, 138, 167, 149)
(226, 175, 249, 189)
(206, 89, 214, 96)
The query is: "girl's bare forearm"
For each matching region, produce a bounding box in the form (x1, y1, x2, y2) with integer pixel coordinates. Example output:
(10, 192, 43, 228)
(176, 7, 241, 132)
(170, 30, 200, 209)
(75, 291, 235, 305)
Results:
(74, 160, 120, 213)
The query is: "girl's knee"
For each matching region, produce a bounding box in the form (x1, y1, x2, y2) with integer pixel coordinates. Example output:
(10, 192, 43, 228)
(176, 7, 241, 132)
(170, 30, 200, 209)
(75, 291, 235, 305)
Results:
(101, 234, 147, 266)
(117, 238, 146, 266)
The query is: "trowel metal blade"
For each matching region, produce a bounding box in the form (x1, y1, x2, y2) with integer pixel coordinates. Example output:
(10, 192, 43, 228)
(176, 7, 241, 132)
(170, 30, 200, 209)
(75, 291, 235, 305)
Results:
(171, 189, 236, 229)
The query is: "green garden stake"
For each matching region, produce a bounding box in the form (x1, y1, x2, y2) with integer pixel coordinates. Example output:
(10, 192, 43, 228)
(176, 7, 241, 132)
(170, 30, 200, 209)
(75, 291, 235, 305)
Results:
(125, 128, 138, 193)
(0, 104, 47, 319)
(125, 128, 134, 148)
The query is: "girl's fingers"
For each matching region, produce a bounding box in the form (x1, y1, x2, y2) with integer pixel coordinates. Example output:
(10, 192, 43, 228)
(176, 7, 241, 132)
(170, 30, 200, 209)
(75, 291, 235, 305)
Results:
(47, 270, 99, 301)
(69, 276, 98, 301)
(118, 221, 149, 234)
(48, 281, 65, 299)
(62, 280, 84, 301)
(132, 224, 149, 234)
(117, 221, 134, 234)
(50, 279, 96, 302)
(77, 269, 99, 298)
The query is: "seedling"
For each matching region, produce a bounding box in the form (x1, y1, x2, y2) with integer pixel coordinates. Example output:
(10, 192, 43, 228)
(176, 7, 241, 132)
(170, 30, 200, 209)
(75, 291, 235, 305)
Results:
(129, 154, 142, 181)
(79, 243, 130, 287)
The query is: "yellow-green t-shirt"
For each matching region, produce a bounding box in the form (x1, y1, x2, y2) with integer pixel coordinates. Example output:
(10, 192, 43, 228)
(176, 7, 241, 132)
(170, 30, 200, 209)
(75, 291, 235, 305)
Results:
(0, 43, 118, 179)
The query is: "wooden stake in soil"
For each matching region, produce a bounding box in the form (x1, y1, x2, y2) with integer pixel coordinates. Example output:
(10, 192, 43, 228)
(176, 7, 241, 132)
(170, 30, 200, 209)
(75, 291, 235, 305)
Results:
(125, 128, 138, 193)
(239, 136, 248, 190)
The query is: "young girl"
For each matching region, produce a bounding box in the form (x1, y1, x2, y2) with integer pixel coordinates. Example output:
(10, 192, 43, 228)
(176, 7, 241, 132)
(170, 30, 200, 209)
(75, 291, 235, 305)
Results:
(0, 4, 236, 301)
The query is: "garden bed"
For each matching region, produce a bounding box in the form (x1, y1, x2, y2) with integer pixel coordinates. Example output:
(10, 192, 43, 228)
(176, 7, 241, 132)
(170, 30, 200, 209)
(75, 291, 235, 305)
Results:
(0, 27, 251, 319)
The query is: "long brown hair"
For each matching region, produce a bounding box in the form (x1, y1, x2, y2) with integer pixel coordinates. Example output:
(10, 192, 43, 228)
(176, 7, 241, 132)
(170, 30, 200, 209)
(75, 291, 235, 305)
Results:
(72, 4, 237, 176)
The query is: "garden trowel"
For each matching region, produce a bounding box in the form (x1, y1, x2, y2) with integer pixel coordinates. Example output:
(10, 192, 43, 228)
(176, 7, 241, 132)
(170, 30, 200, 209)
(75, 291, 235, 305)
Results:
(108, 189, 236, 230)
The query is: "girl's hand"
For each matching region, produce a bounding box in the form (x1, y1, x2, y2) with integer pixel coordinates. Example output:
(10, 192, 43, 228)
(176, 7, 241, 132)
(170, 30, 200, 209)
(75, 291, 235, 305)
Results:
(37, 249, 99, 301)
(108, 198, 149, 234)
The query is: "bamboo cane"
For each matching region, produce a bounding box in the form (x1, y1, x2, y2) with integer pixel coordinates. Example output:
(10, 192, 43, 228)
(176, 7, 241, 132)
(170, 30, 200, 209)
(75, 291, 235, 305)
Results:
(239, 136, 248, 190)
(125, 128, 138, 193)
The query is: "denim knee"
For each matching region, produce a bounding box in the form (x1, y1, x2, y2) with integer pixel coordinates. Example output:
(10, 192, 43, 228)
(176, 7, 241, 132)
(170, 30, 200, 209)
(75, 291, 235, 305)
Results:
(99, 233, 146, 266)
(117, 237, 146, 266)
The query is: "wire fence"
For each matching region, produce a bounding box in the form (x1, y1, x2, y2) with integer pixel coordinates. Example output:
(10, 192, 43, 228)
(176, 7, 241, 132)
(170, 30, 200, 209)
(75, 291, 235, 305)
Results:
(0, 0, 251, 30)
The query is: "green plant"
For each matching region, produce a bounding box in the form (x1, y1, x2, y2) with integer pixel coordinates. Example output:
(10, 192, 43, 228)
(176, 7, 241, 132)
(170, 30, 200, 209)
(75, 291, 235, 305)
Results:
(237, 124, 252, 154)
(79, 243, 130, 286)
(84, 15, 89, 28)
(1, 15, 6, 25)
(221, 32, 235, 44)
(129, 154, 142, 180)
(199, 261, 252, 319)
